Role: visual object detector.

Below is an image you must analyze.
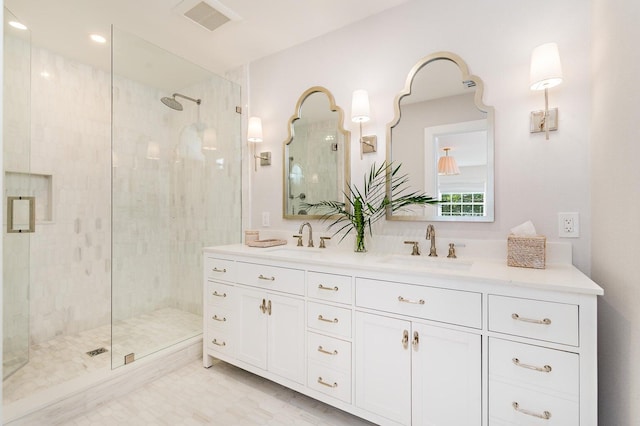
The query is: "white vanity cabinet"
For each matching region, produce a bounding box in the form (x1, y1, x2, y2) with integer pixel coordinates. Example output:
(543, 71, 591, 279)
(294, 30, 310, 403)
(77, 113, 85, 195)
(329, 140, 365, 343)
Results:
(355, 278, 482, 426)
(235, 261, 306, 385)
(203, 245, 602, 426)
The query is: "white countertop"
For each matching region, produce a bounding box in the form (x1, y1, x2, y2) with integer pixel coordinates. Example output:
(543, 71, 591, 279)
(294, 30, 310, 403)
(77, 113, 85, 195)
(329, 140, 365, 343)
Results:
(204, 243, 604, 296)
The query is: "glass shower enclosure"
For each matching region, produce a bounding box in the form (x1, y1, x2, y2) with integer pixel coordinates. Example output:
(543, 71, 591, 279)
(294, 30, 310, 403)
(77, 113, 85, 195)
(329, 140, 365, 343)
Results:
(2, 13, 242, 405)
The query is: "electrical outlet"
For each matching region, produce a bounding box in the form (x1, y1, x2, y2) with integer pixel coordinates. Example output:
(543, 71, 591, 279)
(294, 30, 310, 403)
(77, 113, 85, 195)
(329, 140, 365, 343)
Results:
(261, 212, 270, 227)
(558, 212, 579, 238)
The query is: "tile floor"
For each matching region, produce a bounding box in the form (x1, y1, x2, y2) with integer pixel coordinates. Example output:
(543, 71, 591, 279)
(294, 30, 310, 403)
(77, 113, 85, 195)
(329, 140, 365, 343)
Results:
(3, 308, 202, 404)
(67, 358, 375, 426)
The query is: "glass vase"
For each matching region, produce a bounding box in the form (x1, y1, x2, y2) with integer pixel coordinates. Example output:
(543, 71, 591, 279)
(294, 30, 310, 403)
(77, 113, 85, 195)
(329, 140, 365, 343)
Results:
(354, 228, 367, 253)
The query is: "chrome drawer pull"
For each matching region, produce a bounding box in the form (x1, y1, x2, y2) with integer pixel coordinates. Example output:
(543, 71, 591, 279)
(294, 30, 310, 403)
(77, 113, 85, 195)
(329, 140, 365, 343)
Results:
(317, 346, 338, 356)
(318, 284, 339, 292)
(212, 291, 227, 298)
(317, 377, 338, 388)
(318, 315, 338, 323)
(258, 274, 275, 281)
(512, 357, 552, 373)
(212, 315, 227, 322)
(398, 296, 425, 305)
(212, 339, 226, 347)
(511, 313, 551, 325)
(512, 402, 551, 420)
(212, 267, 226, 273)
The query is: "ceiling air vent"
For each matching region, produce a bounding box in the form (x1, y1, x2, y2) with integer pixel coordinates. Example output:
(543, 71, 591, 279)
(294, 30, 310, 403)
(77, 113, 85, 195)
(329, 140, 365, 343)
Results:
(183, 1, 231, 32)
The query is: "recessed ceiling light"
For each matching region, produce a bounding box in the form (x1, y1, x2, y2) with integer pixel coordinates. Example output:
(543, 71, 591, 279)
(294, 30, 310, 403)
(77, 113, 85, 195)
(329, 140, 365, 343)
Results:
(9, 21, 28, 30)
(90, 34, 107, 44)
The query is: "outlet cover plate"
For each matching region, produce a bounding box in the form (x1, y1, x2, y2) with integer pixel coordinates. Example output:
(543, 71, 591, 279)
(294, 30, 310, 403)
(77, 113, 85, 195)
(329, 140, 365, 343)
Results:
(558, 212, 580, 238)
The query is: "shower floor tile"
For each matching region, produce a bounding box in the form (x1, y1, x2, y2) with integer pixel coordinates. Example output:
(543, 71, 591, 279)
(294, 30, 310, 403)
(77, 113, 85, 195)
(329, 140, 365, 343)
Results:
(2, 307, 201, 404)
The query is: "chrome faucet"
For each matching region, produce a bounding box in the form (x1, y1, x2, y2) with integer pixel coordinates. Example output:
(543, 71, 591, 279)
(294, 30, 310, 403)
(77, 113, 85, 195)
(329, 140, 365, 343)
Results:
(426, 224, 437, 257)
(298, 222, 314, 247)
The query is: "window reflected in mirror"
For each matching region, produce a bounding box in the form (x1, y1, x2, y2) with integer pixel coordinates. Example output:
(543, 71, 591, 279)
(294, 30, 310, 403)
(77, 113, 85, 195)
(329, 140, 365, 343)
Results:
(387, 52, 494, 222)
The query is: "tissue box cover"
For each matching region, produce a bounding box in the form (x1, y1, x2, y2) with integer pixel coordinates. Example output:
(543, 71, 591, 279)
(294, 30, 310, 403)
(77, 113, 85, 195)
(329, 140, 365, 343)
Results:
(507, 234, 546, 269)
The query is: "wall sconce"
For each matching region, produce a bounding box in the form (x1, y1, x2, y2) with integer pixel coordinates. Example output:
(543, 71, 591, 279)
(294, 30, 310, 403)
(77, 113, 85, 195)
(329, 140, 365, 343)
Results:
(437, 147, 460, 175)
(248, 116, 271, 171)
(529, 42, 563, 140)
(351, 89, 377, 159)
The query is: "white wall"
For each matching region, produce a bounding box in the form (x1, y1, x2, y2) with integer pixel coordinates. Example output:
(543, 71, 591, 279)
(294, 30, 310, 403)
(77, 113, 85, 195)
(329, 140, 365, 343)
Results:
(591, 0, 640, 423)
(248, 0, 592, 272)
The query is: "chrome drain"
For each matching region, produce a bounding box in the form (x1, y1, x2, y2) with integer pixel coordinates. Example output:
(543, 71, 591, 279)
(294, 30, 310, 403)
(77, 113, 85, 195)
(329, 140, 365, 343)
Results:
(86, 347, 108, 357)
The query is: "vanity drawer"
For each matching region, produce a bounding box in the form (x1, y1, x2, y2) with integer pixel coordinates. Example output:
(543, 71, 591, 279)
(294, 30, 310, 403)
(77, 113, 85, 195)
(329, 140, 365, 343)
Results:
(355, 278, 482, 329)
(307, 332, 351, 372)
(488, 295, 579, 346)
(307, 302, 352, 338)
(237, 262, 305, 296)
(489, 338, 579, 398)
(206, 282, 235, 307)
(206, 330, 234, 356)
(307, 271, 352, 305)
(308, 361, 352, 404)
(489, 380, 578, 426)
(206, 305, 234, 332)
(204, 256, 235, 282)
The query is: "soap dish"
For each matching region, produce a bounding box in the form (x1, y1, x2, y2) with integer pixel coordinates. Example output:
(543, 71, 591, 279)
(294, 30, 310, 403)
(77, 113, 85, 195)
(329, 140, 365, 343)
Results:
(247, 239, 287, 248)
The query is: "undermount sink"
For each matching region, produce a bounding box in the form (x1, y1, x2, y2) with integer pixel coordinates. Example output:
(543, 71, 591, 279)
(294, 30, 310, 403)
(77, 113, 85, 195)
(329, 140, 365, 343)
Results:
(381, 254, 473, 271)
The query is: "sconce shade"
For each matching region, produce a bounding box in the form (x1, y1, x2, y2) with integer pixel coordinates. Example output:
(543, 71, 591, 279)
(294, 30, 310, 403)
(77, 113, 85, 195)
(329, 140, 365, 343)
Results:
(437, 147, 460, 175)
(530, 42, 563, 91)
(351, 89, 371, 123)
(247, 116, 263, 142)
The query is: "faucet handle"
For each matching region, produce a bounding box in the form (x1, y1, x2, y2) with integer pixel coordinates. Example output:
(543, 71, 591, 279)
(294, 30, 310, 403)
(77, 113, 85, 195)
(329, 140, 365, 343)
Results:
(292, 235, 303, 246)
(319, 236, 331, 249)
(404, 241, 421, 256)
(447, 243, 457, 259)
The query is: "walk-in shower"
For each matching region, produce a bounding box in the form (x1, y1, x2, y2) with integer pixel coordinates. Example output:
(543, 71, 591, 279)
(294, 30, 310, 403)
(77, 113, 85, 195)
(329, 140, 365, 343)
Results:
(2, 15, 242, 416)
(161, 92, 202, 111)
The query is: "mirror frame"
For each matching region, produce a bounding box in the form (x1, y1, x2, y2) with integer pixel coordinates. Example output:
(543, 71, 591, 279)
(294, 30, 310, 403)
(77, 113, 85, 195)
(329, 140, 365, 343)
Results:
(283, 86, 351, 220)
(386, 51, 495, 222)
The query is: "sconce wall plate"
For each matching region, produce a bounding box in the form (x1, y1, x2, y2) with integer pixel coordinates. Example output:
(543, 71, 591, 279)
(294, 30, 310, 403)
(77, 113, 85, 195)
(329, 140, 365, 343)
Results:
(530, 108, 558, 134)
(361, 135, 377, 154)
(259, 152, 272, 166)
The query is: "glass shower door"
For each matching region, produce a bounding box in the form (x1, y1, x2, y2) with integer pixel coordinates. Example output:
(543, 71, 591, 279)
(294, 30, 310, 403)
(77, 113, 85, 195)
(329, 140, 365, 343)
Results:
(3, 7, 32, 379)
(110, 28, 242, 368)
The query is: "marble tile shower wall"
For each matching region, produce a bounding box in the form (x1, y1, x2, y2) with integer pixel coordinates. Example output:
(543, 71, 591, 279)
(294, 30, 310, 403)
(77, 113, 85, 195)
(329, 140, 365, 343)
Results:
(111, 76, 174, 323)
(6, 41, 242, 346)
(28, 45, 112, 344)
(112, 74, 242, 322)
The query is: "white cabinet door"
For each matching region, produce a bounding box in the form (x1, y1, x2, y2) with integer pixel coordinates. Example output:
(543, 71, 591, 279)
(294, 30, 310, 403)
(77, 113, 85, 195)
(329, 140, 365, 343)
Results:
(412, 323, 481, 426)
(355, 312, 412, 425)
(267, 293, 305, 384)
(237, 287, 268, 370)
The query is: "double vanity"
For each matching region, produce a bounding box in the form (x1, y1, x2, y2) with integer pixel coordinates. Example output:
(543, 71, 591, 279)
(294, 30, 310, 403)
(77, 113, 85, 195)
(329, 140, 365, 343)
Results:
(203, 242, 602, 425)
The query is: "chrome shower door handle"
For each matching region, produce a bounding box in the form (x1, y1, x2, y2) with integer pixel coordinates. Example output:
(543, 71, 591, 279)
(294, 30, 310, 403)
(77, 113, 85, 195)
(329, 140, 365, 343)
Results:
(7, 196, 36, 233)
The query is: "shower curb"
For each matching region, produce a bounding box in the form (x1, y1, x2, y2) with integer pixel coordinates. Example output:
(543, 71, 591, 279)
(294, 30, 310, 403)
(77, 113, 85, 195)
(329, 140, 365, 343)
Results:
(3, 336, 202, 425)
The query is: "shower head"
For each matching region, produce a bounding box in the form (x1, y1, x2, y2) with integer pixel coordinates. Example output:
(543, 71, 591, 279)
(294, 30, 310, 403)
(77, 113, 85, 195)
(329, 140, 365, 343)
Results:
(160, 93, 202, 111)
(161, 96, 183, 111)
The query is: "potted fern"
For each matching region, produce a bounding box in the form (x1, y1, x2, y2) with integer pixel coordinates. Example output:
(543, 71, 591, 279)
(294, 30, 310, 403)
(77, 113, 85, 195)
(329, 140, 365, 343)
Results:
(303, 162, 439, 252)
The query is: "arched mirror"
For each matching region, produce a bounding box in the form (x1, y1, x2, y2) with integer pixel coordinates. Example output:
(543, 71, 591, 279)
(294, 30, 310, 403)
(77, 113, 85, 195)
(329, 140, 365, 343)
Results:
(386, 52, 494, 222)
(283, 87, 350, 219)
